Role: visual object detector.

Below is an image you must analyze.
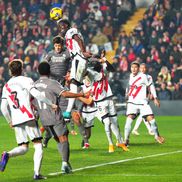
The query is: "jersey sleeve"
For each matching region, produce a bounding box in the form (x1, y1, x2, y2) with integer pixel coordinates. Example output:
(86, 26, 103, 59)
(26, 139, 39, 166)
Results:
(1, 86, 7, 99)
(24, 77, 36, 92)
(67, 28, 79, 38)
(44, 52, 52, 62)
(51, 81, 65, 96)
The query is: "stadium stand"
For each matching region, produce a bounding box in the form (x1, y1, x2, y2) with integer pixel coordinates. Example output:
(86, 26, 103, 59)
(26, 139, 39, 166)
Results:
(0, 0, 181, 100)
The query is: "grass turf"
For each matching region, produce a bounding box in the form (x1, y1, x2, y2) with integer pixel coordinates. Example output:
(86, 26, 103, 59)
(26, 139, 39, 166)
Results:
(0, 116, 182, 182)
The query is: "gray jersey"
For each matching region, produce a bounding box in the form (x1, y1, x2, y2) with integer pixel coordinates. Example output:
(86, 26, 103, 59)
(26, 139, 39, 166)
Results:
(34, 76, 65, 126)
(45, 49, 71, 83)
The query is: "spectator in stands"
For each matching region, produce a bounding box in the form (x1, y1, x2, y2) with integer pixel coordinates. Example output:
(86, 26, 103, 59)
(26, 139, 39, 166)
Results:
(91, 29, 109, 51)
(172, 27, 182, 44)
(158, 82, 171, 100)
(158, 66, 171, 83)
(172, 83, 182, 100)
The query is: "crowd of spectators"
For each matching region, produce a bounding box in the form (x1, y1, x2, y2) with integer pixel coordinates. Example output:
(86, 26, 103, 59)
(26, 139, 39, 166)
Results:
(112, 0, 182, 100)
(0, 0, 135, 96)
(0, 0, 181, 101)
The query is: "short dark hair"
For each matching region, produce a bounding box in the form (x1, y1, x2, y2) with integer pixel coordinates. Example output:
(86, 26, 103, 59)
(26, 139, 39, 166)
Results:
(53, 36, 64, 45)
(38, 62, 50, 76)
(57, 19, 71, 28)
(131, 61, 140, 67)
(9, 59, 23, 76)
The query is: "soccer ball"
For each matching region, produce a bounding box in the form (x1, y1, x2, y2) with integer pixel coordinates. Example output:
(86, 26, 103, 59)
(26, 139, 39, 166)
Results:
(50, 7, 63, 21)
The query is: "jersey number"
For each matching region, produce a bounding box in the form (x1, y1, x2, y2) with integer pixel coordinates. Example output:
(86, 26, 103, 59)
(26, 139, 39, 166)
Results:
(37, 91, 47, 109)
(66, 38, 73, 50)
(10, 91, 20, 109)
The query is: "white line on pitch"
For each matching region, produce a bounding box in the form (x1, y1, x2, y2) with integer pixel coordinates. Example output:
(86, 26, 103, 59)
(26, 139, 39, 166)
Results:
(48, 150, 182, 176)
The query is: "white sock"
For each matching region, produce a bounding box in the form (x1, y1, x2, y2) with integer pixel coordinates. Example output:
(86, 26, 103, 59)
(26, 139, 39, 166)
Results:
(66, 83, 78, 112)
(103, 118, 113, 145)
(8, 146, 28, 157)
(150, 119, 159, 138)
(110, 116, 123, 143)
(133, 115, 143, 131)
(144, 120, 152, 132)
(33, 143, 43, 176)
(124, 117, 133, 141)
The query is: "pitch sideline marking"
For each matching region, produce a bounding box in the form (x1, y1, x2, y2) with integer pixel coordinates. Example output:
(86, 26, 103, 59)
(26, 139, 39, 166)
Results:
(48, 150, 182, 176)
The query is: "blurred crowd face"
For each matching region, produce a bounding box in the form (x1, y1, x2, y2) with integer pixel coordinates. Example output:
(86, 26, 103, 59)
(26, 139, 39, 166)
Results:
(54, 43, 63, 53)
(131, 63, 139, 76)
(140, 64, 147, 74)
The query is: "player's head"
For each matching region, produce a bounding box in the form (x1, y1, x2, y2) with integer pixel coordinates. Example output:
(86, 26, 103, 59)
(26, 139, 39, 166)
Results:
(57, 19, 70, 35)
(131, 61, 140, 75)
(38, 62, 50, 76)
(8, 59, 23, 76)
(53, 36, 64, 53)
(140, 63, 147, 74)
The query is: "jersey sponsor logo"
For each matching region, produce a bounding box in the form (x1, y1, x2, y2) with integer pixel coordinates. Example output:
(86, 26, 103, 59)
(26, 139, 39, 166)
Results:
(128, 77, 142, 99)
(5, 84, 33, 118)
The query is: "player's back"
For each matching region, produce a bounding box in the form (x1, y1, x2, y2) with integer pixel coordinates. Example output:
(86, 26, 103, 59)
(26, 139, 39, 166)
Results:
(34, 77, 64, 126)
(2, 76, 35, 125)
(65, 27, 84, 57)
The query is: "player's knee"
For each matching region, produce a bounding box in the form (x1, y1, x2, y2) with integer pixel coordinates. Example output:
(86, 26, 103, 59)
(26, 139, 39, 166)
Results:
(59, 135, 68, 143)
(146, 115, 154, 121)
(128, 114, 136, 120)
(20, 145, 29, 154)
(72, 111, 81, 124)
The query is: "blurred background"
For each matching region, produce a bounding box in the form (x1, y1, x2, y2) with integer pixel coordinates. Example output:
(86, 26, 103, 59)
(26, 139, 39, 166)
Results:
(0, 0, 181, 114)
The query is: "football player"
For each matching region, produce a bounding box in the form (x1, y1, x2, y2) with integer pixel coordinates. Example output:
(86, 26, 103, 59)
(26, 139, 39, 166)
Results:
(56, 19, 92, 120)
(124, 62, 164, 146)
(0, 59, 57, 180)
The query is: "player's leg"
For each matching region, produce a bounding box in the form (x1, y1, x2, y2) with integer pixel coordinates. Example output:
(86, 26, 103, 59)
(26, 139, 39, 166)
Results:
(71, 111, 88, 147)
(143, 119, 154, 135)
(96, 101, 114, 152)
(124, 103, 138, 146)
(50, 122, 72, 174)
(132, 114, 143, 135)
(65, 58, 86, 116)
(82, 111, 95, 148)
(26, 121, 46, 179)
(141, 105, 164, 144)
(0, 123, 29, 172)
(108, 100, 128, 151)
(42, 127, 52, 148)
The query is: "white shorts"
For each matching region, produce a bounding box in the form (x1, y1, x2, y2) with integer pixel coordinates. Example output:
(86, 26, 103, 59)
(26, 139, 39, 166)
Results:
(95, 100, 110, 121)
(70, 55, 87, 83)
(14, 120, 42, 145)
(82, 110, 97, 128)
(126, 103, 153, 117)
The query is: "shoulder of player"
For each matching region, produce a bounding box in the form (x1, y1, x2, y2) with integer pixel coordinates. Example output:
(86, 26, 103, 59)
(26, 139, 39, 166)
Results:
(66, 27, 79, 37)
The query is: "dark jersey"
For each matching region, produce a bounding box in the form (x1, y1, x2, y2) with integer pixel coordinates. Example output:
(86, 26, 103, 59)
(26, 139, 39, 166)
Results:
(45, 49, 71, 83)
(34, 76, 65, 126)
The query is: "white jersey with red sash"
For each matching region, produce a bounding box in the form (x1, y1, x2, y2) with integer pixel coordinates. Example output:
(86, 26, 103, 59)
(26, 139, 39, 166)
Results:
(92, 71, 109, 102)
(127, 72, 150, 105)
(65, 28, 84, 58)
(1, 76, 35, 125)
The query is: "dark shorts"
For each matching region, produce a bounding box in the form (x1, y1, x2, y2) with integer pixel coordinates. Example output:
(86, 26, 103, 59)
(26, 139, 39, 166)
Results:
(45, 121, 69, 138)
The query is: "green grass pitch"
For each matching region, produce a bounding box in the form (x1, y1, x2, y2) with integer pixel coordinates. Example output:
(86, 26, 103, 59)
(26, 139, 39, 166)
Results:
(0, 116, 182, 182)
